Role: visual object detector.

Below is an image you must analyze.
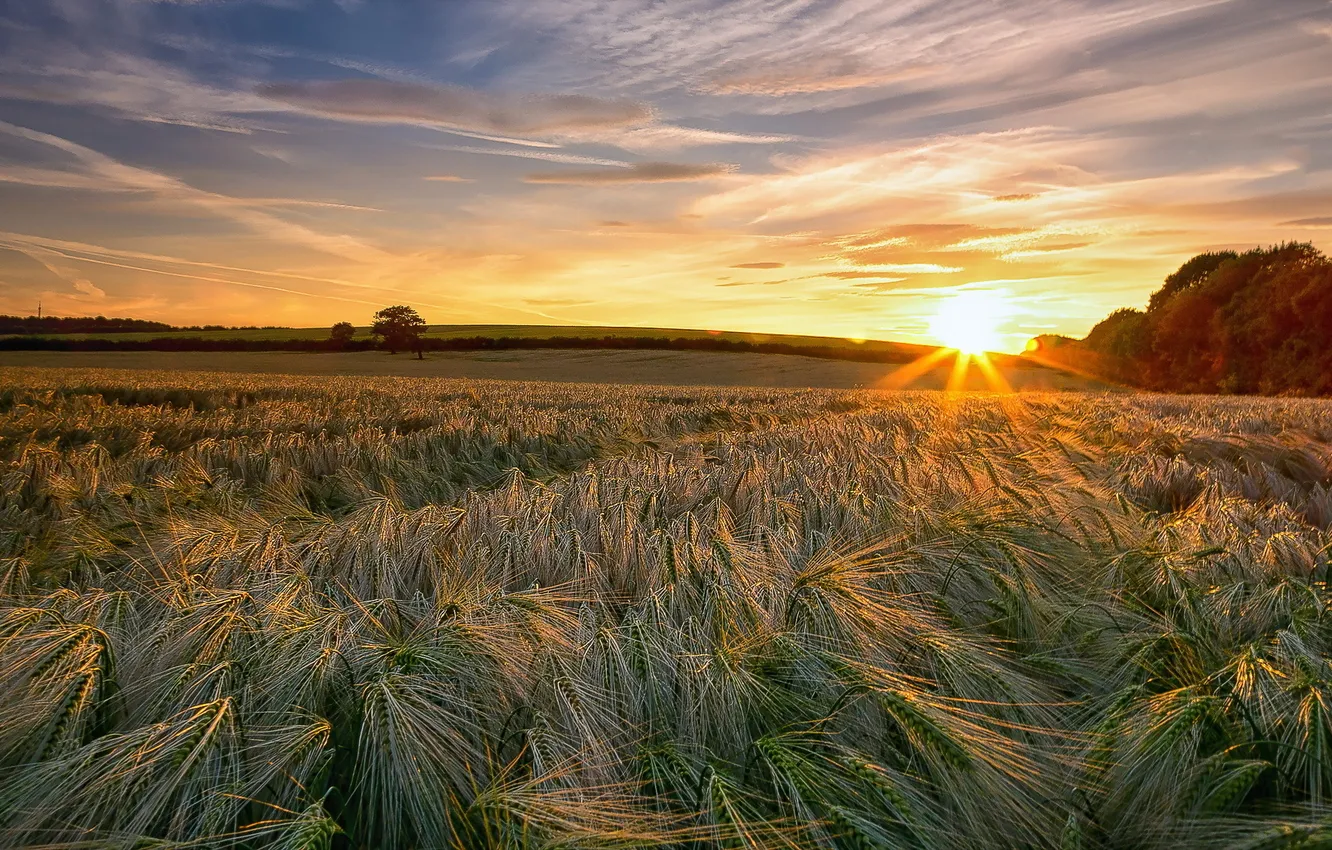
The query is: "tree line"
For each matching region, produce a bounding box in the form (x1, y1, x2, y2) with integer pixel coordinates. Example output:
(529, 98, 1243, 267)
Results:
(0, 315, 284, 334)
(0, 327, 948, 366)
(1031, 242, 1332, 395)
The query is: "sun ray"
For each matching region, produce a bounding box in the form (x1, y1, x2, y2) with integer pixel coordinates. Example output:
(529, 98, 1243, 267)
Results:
(946, 350, 972, 392)
(875, 346, 956, 390)
(1021, 348, 1126, 389)
(971, 352, 1014, 393)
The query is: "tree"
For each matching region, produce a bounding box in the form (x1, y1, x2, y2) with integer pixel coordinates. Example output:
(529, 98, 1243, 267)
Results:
(1084, 308, 1147, 360)
(371, 306, 427, 358)
(1147, 251, 1237, 311)
(1070, 243, 1332, 395)
(329, 322, 356, 348)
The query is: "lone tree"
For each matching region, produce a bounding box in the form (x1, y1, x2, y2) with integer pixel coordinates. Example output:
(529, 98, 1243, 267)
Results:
(371, 305, 427, 358)
(329, 321, 356, 348)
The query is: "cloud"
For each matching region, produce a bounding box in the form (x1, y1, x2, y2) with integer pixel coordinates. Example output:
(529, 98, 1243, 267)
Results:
(72, 279, 106, 298)
(993, 193, 1039, 202)
(999, 241, 1094, 261)
(487, 0, 1146, 97)
(703, 57, 933, 95)
(575, 125, 794, 152)
(0, 45, 278, 133)
(432, 128, 565, 148)
(524, 162, 735, 184)
(0, 233, 389, 310)
(849, 278, 910, 292)
(258, 79, 651, 135)
(827, 264, 963, 276)
(424, 175, 474, 182)
(1301, 21, 1332, 41)
(0, 120, 389, 264)
(730, 261, 784, 269)
(0, 230, 567, 321)
(424, 144, 630, 167)
(827, 233, 914, 253)
(692, 129, 1100, 223)
(943, 225, 1099, 255)
(1281, 216, 1332, 228)
(818, 271, 917, 281)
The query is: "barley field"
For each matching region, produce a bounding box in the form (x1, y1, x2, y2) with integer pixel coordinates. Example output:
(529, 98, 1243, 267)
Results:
(1, 367, 1330, 849)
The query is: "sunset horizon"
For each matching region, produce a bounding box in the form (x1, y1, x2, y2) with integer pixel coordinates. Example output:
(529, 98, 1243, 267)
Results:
(2, 1, 1330, 353)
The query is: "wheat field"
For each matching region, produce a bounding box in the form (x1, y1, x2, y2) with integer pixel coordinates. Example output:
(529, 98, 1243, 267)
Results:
(1, 367, 1330, 849)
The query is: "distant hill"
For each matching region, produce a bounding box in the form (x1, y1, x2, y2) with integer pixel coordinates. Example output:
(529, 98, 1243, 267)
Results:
(1027, 242, 1332, 395)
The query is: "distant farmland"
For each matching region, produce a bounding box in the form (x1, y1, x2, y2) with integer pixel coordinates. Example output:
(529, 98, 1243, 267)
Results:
(0, 348, 1114, 390)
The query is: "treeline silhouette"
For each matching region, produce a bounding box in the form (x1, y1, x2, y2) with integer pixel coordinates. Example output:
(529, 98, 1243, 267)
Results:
(0, 315, 284, 334)
(1032, 242, 1332, 395)
(0, 315, 173, 334)
(0, 333, 948, 365)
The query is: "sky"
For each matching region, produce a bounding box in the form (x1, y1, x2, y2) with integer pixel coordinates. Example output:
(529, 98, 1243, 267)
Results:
(0, 1, 1329, 351)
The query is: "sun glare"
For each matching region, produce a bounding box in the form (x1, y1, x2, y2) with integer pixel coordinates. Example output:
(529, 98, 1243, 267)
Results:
(929, 291, 1006, 354)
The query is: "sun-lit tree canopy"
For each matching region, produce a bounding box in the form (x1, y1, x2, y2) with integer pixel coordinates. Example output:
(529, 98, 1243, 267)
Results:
(1040, 242, 1332, 394)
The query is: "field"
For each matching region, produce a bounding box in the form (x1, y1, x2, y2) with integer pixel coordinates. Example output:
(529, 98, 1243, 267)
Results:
(2, 367, 1331, 849)
(0, 350, 1112, 391)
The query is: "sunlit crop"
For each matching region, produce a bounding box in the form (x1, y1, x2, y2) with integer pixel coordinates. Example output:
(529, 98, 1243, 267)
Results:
(1, 367, 1330, 849)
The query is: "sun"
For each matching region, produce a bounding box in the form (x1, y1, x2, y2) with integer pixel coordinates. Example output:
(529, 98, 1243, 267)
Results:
(929, 290, 1006, 354)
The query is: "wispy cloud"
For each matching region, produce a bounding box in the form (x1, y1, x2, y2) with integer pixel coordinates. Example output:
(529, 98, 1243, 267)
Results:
(0, 46, 278, 133)
(1301, 21, 1332, 41)
(563, 125, 795, 152)
(524, 162, 735, 184)
(702, 57, 934, 95)
(423, 144, 631, 167)
(693, 129, 1100, 223)
(830, 264, 963, 275)
(1282, 216, 1332, 228)
(430, 128, 564, 148)
(0, 120, 389, 264)
(0, 230, 587, 324)
(259, 79, 651, 134)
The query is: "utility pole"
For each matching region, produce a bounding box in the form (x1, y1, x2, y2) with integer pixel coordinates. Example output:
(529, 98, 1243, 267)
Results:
(37, 300, 41, 319)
